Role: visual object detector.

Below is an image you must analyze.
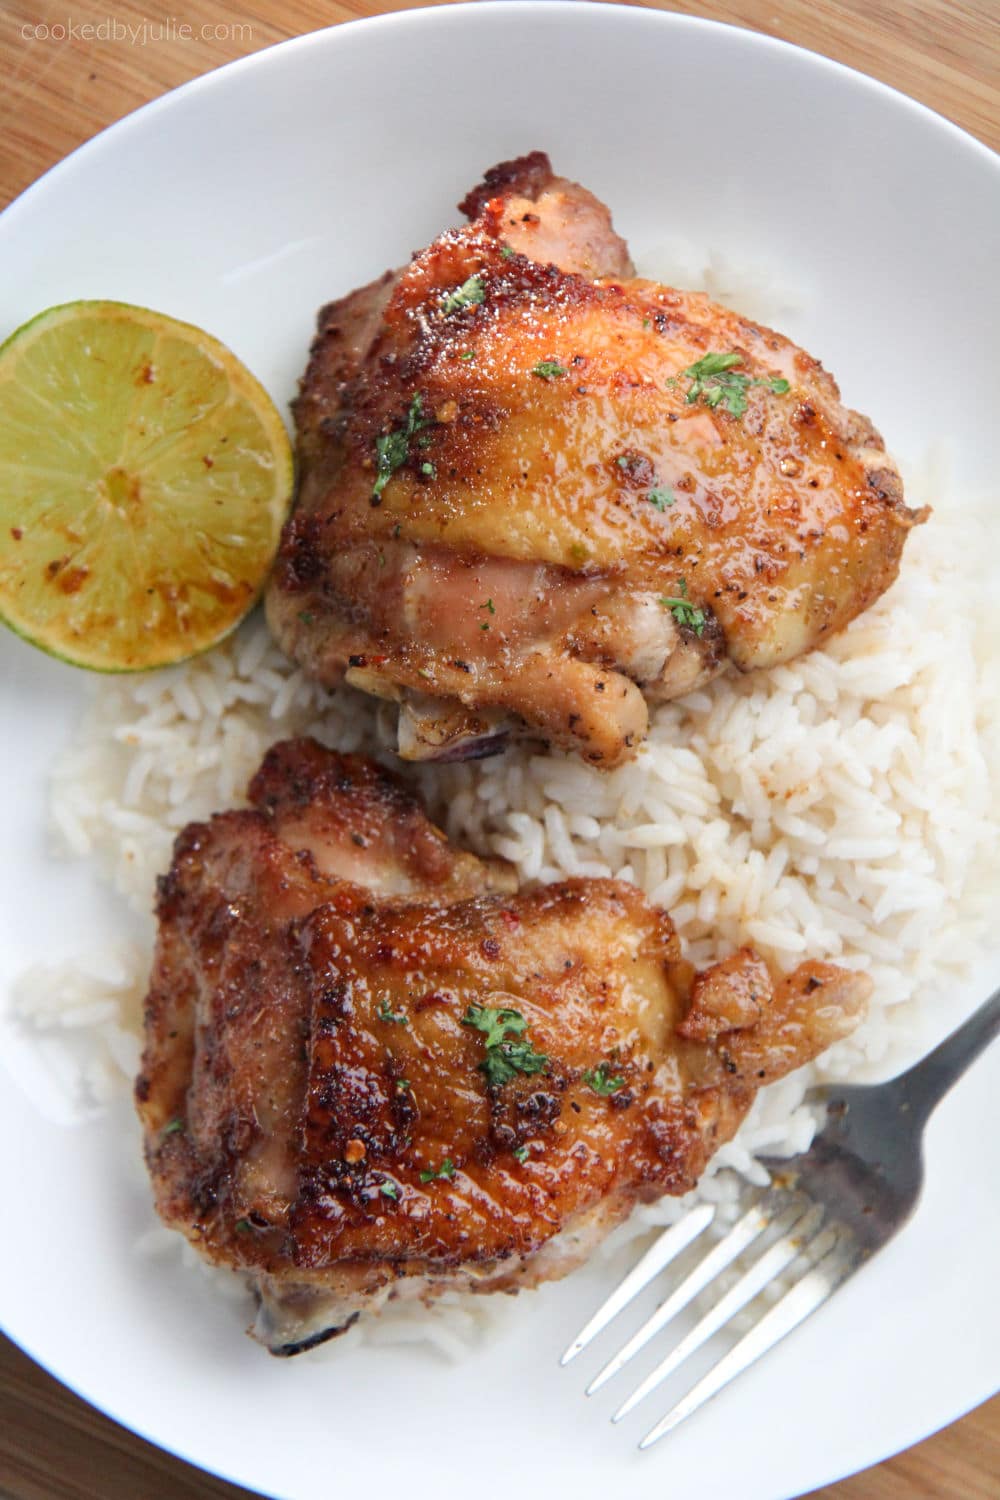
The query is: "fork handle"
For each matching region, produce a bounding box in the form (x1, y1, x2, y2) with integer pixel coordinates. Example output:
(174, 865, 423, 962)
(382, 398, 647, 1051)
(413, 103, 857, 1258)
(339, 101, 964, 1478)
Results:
(897, 984, 1000, 1120)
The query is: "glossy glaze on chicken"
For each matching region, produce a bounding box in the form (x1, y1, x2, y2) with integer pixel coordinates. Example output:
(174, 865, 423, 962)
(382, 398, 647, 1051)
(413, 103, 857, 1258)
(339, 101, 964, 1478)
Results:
(136, 738, 869, 1353)
(266, 152, 926, 767)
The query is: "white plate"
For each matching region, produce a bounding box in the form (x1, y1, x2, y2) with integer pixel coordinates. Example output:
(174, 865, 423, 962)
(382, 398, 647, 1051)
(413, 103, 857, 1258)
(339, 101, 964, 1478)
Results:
(1, 6, 998, 1497)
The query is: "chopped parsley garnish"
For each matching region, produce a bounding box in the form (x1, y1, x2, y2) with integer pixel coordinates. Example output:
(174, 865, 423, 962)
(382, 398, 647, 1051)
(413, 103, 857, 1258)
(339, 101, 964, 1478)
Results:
(441, 273, 486, 315)
(660, 577, 707, 636)
(377, 998, 408, 1025)
(396, 1079, 411, 1092)
(647, 487, 675, 511)
(481, 598, 495, 614)
(235, 1218, 253, 1233)
(420, 1158, 456, 1183)
(162, 1118, 184, 1135)
(677, 351, 748, 416)
(480, 1040, 548, 1088)
(513, 1145, 530, 1164)
(373, 434, 408, 497)
(420, 461, 437, 479)
(500, 244, 515, 259)
(379, 1180, 400, 1201)
(462, 1004, 527, 1048)
(459, 350, 475, 362)
(461, 1003, 549, 1088)
(532, 360, 568, 380)
(582, 1063, 626, 1096)
(671, 351, 791, 419)
(372, 393, 430, 502)
(642, 317, 651, 330)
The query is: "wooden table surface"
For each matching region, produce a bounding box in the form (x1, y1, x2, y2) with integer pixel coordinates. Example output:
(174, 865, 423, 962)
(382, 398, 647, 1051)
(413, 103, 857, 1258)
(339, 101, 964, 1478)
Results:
(0, 1, 997, 1496)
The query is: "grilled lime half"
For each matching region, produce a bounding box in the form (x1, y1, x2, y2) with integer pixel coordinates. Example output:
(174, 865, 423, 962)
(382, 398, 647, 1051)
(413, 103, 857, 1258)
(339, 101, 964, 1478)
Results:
(0, 300, 293, 671)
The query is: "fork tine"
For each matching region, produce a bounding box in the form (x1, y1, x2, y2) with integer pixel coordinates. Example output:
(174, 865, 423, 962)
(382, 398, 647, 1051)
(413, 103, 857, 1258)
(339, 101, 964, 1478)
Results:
(611, 1202, 825, 1422)
(559, 1203, 715, 1365)
(585, 1189, 788, 1395)
(637, 1231, 864, 1450)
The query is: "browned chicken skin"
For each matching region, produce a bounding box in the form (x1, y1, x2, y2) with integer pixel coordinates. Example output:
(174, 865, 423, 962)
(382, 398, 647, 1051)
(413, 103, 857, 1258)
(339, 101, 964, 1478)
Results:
(266, 152, 925, 767)
(136, 738, 869, 1354)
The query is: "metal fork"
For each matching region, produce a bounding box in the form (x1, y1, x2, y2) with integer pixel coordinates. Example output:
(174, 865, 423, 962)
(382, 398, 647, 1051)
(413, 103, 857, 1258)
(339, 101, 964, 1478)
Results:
(561, 986, 1000, 1450)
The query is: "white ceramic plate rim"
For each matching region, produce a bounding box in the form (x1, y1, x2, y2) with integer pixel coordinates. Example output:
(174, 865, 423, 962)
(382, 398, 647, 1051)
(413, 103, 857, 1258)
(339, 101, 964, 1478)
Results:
(6, 2, 997, 235)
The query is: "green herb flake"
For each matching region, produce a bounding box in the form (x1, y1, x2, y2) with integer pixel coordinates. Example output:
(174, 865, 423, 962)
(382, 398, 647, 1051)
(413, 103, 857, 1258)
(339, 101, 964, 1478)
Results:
(373, 430, 408, 497)
(643, 318, 651, 330)
(162, 1118, 184, 1136)
(377, 998, 409, 1025)
(372, 393, 430, 501)
(480, 621, 490, 631)
(235, 1218, 253, 1233)
(582, 1062, 626, 1096)
(396, 1079, 411, 1093)
(462, 1004, 526, 1048)
(513, 1145, 530, 1164)
(379, 1180, 400, 1201)
(461, 1003, 550, 1089)
(675, 351, 790, 420)
(660, 576, 707, 637)
(481, 1043, 548, 1089)
(647, 487, 675, 511)
(481, 598, 496, 614)
(684, 350, 744, 378)
(420, 461, 437, 479)
(532, 360, 568, 380)
(298, 610, 314, 625)
(420, 1158, 456, 1183)
(500, 244, 515, 260)
(441, 273, 486, 316)
(459, 350, 475, 362)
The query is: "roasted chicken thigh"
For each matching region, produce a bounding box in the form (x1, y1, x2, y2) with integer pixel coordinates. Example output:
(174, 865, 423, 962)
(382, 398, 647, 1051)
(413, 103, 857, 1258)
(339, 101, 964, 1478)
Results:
(267, 153, 925, 767)
(136, 737, 869, 1353)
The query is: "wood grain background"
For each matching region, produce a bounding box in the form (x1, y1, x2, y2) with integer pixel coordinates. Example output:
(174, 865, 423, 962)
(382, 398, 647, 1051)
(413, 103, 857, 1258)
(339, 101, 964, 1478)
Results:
(0, 2, 997, 1497)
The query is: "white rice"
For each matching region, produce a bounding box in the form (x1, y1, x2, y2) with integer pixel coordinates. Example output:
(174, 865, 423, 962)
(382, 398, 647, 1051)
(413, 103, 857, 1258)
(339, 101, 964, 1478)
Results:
(9, 264, 1000, 1352)
(12, 473, 999, 1352)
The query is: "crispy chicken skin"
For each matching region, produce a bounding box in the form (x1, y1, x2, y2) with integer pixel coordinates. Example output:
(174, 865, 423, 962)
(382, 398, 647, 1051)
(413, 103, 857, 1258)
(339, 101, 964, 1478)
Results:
(266, 152, 926, 768)
(136, 737, 869, 1354)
